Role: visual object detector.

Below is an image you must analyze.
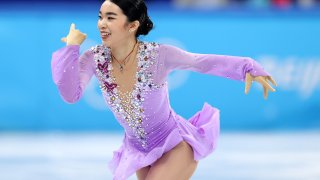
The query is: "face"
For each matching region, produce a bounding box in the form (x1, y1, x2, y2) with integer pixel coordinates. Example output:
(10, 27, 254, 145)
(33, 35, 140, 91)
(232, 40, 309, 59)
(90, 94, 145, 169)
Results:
(98, 0, 135, 47)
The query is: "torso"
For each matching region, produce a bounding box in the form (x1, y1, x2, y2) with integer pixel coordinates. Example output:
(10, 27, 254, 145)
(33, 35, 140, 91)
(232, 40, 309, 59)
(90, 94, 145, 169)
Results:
(92, 42, 173, 151)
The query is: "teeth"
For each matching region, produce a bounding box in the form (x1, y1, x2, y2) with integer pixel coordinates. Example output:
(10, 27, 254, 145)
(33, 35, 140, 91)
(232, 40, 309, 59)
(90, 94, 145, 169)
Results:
(102, 32, 111, 36)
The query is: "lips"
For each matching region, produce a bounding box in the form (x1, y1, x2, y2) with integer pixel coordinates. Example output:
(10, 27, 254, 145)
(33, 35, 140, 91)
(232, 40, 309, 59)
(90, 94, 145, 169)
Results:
(100, 31, 111, 39)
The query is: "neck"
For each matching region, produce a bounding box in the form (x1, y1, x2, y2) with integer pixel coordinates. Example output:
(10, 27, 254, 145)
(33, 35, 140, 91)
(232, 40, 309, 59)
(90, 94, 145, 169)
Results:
(110, 38, 138, 63)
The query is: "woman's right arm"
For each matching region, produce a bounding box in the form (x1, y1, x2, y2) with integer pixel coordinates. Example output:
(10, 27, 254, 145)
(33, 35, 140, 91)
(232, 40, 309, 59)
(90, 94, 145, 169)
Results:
(51, 45, 95, 103)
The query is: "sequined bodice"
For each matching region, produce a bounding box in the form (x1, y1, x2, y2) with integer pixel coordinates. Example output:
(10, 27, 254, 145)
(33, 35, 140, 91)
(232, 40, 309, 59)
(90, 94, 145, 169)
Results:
(91, 42, 170, 152)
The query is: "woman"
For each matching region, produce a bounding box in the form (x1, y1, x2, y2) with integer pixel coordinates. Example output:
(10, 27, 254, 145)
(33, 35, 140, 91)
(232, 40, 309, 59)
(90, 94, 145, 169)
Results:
(51, 0, 277, 179)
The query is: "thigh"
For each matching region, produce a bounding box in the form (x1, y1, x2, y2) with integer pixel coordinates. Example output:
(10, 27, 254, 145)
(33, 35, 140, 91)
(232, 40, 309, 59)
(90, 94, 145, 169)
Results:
(145, 141, 198, 180)
(136, 166, 151, 180)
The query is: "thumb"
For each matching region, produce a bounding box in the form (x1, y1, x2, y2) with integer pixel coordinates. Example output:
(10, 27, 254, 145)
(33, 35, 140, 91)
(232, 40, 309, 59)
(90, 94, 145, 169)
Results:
(70, 23, 76, 31)
(61, 37, 67, 43)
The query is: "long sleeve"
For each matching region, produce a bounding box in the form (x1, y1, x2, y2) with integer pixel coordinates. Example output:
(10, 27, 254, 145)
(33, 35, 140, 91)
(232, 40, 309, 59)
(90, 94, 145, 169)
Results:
(51, 45, 95, 103)
(159, 44, 270, 81)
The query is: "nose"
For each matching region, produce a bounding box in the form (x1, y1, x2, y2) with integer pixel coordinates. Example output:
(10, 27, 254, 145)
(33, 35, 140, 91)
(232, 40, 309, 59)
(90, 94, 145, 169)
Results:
(98, 18, 107, 29)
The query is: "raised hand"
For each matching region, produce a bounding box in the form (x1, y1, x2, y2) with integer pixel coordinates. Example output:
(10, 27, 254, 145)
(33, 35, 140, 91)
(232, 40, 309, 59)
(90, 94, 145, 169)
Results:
(245, 73, 277, 100)
(61, 23, 87, 46)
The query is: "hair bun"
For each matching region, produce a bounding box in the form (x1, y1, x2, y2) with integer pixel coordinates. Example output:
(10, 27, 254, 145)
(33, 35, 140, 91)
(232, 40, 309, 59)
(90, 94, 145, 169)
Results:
(136, 13, 153, 36)
(138, 16, 153, 36)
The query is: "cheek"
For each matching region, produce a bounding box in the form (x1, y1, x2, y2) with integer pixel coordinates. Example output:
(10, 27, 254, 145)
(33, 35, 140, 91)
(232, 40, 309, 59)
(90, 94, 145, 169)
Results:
(110, 24, 123, 34)
(118, 25, 130, 35)
(97, 20, 102, 29)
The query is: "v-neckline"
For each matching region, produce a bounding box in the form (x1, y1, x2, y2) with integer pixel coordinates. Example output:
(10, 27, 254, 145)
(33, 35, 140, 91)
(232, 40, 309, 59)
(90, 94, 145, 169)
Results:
(108, 41, 142, 102)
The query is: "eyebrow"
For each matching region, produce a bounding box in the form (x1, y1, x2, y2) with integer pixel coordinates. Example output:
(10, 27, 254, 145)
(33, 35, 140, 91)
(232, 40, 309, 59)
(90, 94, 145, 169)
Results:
(99, 11, 117, 16)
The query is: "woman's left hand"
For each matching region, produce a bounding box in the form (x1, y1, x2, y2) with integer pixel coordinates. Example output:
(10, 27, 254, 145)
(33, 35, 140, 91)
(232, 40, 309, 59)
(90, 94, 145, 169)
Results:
(245, 73, 277, 100)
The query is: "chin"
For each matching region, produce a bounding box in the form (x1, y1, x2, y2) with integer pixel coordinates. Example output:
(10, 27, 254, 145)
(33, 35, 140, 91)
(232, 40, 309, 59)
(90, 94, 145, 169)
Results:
(102, 40, 111, 48)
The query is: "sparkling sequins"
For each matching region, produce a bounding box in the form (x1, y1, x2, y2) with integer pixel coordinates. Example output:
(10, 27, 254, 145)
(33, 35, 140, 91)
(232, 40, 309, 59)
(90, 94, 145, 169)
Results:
(91, 42, 162, 149)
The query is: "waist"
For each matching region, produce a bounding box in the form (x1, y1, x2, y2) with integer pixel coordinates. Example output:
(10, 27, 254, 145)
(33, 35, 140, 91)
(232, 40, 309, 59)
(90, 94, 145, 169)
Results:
(126, 111, 177, 152)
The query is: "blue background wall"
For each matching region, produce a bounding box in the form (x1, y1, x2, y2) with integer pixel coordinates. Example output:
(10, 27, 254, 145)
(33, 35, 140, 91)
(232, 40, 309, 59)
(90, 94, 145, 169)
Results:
(1, 2, 320, 131)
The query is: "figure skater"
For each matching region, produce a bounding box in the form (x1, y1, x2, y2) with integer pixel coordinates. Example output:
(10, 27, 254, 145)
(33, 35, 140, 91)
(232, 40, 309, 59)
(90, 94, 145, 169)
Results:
(51, 0, 277, 179)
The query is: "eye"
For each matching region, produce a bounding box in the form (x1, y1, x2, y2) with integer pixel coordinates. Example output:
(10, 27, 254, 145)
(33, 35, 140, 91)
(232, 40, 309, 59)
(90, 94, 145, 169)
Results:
(107, 17, 115, 20)
(98, 15, 102, 20)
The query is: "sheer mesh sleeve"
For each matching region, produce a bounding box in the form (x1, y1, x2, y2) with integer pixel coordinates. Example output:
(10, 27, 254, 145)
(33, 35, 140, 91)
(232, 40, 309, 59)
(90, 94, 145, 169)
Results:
(158, 44, 270, 81)
(51, 45, 95, 103)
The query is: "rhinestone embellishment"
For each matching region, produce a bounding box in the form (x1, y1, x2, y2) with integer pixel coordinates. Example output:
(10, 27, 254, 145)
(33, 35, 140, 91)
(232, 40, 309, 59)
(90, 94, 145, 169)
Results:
(91, 42, 161, 149)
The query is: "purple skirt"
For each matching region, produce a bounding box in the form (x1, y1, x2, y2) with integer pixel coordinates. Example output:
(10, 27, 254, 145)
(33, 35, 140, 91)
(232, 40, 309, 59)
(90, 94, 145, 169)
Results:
(108, 103, 220, 180)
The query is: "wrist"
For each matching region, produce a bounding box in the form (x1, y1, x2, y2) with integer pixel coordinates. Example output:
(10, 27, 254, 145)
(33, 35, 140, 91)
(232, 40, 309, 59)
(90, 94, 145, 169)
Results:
(67, 41, 81, 46)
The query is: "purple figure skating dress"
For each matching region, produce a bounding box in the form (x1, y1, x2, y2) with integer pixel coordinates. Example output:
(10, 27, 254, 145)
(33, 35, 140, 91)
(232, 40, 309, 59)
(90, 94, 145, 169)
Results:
(51, 41, 269, 180)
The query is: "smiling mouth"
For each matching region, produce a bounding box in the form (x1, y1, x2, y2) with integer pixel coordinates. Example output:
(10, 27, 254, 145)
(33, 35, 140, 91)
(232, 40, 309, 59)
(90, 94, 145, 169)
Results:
(101, 32, 111, 36)
(101, 32, 111, 39)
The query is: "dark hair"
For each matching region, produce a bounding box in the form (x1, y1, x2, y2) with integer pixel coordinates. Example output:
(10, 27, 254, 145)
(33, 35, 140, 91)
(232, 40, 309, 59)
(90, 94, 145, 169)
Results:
(109, 0, 153, 37)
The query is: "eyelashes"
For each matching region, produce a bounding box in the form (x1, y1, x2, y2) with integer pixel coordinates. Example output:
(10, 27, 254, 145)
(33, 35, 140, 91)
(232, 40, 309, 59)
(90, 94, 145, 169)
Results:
(98, 15, 115, 20)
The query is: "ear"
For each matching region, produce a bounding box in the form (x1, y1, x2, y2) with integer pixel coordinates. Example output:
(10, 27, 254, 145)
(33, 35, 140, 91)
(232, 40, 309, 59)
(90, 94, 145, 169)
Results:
(129, 20, 140, 33)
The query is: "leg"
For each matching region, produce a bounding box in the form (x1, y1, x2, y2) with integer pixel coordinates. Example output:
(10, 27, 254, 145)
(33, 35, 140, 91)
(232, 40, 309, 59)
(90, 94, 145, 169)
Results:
(145, 141, 198, 180)
(136, 165, 151, 180)
(181, 159, 198, 180)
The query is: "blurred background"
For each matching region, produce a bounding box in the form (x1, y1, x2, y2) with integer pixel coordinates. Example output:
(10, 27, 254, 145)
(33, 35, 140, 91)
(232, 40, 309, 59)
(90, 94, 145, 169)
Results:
(1, 0, 320, 179)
